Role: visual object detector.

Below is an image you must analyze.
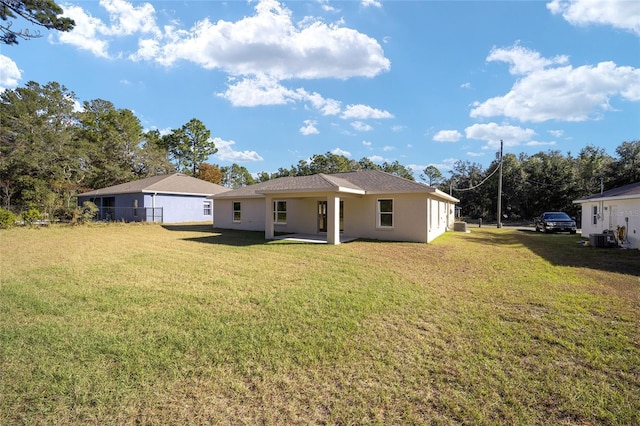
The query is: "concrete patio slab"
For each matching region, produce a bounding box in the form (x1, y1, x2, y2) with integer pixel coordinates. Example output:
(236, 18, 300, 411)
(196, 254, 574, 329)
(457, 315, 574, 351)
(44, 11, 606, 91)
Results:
(273, 234, 357, 244)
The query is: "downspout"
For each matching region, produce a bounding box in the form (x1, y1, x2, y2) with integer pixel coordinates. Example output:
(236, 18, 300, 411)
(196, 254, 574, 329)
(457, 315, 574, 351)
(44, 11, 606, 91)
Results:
(152, 192, 156, 222)
(426, 197, 431, 243)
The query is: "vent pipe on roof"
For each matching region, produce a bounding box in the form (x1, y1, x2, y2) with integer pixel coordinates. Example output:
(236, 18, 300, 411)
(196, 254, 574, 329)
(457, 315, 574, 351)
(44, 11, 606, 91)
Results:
(600, 177, 604, 195)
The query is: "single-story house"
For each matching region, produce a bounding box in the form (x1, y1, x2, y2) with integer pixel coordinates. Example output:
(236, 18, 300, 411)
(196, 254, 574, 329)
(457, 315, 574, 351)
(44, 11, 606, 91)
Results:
(573, 181, 640, 249)
(77, 173, 229, 223)
(210, 170, 459, 244)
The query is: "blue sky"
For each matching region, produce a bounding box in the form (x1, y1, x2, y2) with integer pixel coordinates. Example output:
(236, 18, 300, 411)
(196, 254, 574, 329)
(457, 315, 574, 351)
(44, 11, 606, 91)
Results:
(1, 0, 639, 179)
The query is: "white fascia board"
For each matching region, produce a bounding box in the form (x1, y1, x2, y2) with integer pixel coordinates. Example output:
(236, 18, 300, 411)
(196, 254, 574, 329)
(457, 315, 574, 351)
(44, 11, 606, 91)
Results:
(141, 190, 213, 197)
(336, 186, 366, 195)
(433, 189, 460, 203)
(574, 194, 640, 204)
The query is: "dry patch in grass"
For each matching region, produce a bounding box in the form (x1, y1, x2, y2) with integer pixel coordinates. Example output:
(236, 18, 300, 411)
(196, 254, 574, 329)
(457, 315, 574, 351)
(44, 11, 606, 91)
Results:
(1, 224, 638, 425)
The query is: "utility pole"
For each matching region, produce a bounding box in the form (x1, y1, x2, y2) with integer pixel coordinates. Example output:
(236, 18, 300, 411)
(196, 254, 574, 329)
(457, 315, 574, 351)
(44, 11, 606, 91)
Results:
(497, 139, 503, 229)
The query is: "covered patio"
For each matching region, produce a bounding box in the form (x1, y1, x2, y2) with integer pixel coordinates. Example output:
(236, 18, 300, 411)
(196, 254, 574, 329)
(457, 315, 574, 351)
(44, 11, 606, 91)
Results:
(273, 233, 358, 244)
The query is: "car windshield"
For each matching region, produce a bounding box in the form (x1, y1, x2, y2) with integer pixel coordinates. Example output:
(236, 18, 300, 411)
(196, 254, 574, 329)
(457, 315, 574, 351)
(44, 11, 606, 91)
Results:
(545, 213, 571, 220)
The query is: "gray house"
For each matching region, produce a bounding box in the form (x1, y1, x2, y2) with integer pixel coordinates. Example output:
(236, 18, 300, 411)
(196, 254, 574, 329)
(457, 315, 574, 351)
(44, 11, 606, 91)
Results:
(77, 173, 229, 223)
(211, 170, 459, 244)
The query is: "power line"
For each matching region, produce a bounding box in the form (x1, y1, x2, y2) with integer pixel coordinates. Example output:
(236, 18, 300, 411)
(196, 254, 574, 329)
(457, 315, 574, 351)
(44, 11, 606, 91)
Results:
(451, 160, 502, 192)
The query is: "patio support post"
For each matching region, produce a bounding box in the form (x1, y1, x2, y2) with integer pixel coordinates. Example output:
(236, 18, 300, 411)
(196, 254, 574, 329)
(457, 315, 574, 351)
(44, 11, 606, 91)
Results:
(264, 196, 274, 240)
(327, 194, 340, 245)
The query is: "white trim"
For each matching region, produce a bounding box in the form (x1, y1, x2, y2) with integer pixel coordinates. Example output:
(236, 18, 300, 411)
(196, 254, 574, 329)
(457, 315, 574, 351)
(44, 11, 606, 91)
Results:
(232, 201, 241, 223)
(574, 194, 640, 203)
(273, 200, 287, 224)
(203, 201, 212, 216)
(376, 198, 394, 229)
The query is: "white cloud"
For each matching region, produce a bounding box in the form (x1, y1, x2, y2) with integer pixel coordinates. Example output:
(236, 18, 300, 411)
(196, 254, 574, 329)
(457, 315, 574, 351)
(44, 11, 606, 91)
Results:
(218, 77, 394, 135)
(317, 0, 338, 13)
(548, 129, 564, 138)
(218, 75, 298, 107)
(382, 145, 395, 152)
(460, 82, 471, 89)
(486, 43, 568, 75)
(300, 120, 319, 135)
(57, 0, 390, 81)
(467, 152, 485, 157)
(362, 140, 372, 146)
(433, 130, 463, 143)
(332, 147, 351, 157)
(525, 141, 557, 147)
(0, 55, 21, 89)
(465, 122, 538, 150)
(368, 155, 385, 162)
(351, 121, 373, 132)
(391, 125, 406, 132)
(57, 0, 160, 58)
(305, 91, 342, 116)
(99, 0, 160, 37)
(55, 3, 111, 57)
(361, 0, 382, 8)
(149, 0, 390, 79)
(213, 137, 263, 162)
(471, 44, 640, 122)
(547, 0, 640, 36)
(341, 104, 394, 119)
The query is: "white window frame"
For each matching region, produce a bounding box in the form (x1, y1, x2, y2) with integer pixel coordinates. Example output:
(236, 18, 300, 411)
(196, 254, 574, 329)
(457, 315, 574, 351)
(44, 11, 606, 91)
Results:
(377, 198, 394, 228)
(233, 201, 241, 222)
(203, 201, 212, 216)
(592, 205, 598, 225)
(273, 200, 287, 224)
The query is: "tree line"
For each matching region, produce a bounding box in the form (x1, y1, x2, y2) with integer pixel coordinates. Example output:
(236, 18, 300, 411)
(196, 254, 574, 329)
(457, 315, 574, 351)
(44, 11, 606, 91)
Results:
(441, 144, 638, 222)
(1, 80, 638, 222)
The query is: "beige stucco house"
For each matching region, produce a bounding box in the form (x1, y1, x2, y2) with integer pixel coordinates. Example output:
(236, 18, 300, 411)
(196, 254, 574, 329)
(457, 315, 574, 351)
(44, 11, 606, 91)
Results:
(573, 181, 640, 249)
(210, 170, 459, 245)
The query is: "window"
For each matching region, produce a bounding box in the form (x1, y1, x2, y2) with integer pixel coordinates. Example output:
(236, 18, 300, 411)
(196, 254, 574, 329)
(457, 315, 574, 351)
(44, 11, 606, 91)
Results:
(203, 201, 212, 216)
(233, 202, 241, 222)
(273, 201, 287, 224)
(592, 205, 598, 225)
(133, 199, 138, 217)
(377, 199, 393, 228)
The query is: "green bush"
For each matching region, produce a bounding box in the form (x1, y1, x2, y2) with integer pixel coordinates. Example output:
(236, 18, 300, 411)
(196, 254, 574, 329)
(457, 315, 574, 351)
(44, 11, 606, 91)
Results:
(22, 208, 42, 226)
(0, 208, 16, 229)
(72, 201, 98, 224)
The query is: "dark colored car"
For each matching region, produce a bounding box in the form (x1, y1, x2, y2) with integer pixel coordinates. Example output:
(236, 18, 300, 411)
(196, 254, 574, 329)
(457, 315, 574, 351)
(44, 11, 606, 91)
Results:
(534, 212, 577, 234)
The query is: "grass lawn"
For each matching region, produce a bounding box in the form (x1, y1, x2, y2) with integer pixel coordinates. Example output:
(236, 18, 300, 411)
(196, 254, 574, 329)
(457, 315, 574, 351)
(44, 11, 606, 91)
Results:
(1, 223, 638, 425)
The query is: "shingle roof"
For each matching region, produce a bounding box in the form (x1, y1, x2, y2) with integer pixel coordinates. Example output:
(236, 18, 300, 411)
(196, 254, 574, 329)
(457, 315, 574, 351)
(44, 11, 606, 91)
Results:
(212, 170, 459, 202)
(574, 181, 640, 202)
(78, 173, 230, 197)
(256, 173, 365, 194)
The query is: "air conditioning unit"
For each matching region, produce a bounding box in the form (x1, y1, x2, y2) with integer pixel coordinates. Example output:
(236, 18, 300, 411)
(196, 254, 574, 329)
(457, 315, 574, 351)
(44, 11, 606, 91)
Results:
(589, 233, 615, 248)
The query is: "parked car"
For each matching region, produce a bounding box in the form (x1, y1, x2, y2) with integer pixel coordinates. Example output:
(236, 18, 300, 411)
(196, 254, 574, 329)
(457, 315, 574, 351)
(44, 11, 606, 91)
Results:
(534, 212, 577, 234)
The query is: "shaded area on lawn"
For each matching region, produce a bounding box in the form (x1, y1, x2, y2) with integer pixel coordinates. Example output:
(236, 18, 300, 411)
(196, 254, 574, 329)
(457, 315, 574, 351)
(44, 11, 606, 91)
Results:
(515, 230, 640, 277)
(162, 225, 267, 247)
(459, 228, 640, 277)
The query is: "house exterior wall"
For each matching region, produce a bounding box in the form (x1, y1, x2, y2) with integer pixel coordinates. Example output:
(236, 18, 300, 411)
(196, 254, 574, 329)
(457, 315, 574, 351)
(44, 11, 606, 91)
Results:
(214, 193, 455, 243)
(427, 197, 453, 243)
(78, 193, 145, 222)
(78, 193, 213, 223)
(578, 198, 640, 249)
(214, 198, 265, 230)
(145, 194, 212, 223)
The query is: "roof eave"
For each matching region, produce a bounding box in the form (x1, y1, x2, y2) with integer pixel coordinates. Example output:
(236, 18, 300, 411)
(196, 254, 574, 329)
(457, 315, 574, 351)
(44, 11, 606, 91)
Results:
(256, 187, 365, 196)
(141, 190, 222, 197)
(574, 193, 640, 203)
